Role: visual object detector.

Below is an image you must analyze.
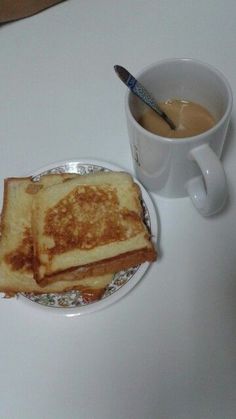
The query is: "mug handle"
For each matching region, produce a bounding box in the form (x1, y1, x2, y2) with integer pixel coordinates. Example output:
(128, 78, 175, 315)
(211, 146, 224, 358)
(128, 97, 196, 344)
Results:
(186, 144, 228, 216)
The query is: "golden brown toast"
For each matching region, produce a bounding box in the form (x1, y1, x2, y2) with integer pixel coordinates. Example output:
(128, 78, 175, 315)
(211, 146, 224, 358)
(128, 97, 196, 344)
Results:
(0, 175, 113, 299)
(32, 171, 157, 285)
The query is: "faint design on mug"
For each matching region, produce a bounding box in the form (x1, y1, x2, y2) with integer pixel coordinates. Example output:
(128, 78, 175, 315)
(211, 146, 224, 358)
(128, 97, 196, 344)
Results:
(132, 144, 141, 167)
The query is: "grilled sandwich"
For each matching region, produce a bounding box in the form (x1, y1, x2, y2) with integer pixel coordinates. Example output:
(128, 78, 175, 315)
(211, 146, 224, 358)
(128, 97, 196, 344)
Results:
(32, 171, 157, 285)
(0, 175, 113, 299)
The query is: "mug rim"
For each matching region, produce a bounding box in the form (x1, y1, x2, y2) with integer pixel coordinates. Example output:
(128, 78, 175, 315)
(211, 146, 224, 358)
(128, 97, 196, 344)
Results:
(125, 57, 233, 144)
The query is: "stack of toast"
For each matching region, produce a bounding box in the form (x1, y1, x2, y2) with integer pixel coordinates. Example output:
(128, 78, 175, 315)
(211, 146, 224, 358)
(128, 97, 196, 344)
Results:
(0, 170, 157, 302)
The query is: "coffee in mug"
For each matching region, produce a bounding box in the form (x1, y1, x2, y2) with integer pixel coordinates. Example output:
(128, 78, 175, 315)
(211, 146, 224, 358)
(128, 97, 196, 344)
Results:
(138, 99, 216, 139)
(125, 58, 233, 216)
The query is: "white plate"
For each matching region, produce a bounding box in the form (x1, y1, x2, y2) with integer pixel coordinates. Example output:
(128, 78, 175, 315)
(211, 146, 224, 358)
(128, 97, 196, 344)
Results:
(19, 159, 158, 316)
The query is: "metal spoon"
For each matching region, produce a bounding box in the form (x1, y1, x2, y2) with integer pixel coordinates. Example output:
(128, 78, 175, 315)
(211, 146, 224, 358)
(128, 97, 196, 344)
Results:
(114, 65, 176, 130)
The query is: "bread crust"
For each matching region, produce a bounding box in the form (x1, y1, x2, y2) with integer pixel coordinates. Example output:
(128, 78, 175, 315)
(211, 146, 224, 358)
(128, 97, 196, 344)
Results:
(1, 178, 30, 237)
(39, 246, 157, 286)
(0, 283, 108, 301)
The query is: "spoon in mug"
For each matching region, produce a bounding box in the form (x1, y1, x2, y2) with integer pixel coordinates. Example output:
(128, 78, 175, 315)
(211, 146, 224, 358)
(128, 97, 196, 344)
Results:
(114, 65, 176, 130)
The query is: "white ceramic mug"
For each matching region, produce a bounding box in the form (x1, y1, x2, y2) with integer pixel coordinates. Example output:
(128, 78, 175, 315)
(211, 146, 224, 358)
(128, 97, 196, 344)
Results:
(125, 58, 233, 216)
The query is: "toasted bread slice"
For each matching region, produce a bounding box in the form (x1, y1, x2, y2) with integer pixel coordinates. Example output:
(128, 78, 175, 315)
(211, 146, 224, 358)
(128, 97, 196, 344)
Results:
(32, 171, 157, 284)
(0, 176, 113, 299)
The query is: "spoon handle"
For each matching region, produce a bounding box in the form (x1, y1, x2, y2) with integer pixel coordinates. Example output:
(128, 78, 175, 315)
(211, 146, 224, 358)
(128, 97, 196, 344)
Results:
(114, 65, 176, 130)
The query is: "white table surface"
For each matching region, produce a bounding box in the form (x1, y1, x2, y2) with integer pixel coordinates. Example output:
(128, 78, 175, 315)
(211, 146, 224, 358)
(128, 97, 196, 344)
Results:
(0, 1, 236, 418)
